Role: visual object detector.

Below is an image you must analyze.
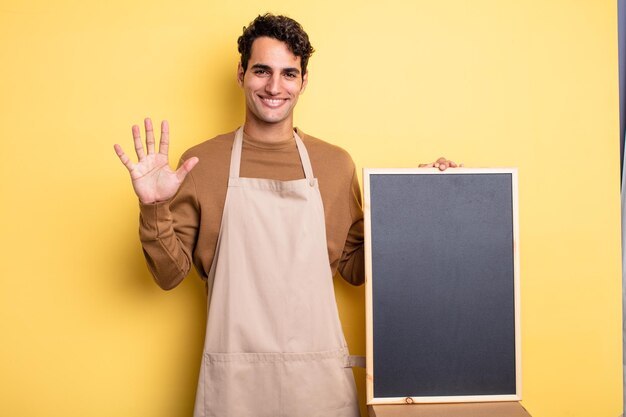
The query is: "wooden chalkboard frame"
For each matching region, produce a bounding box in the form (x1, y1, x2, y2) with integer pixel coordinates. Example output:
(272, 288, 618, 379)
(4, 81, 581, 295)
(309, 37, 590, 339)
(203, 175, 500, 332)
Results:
(364, 168, 521, 405)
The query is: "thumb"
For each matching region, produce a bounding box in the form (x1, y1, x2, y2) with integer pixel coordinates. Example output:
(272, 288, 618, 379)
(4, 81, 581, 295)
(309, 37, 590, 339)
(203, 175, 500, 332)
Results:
(176, 157, 199, 182)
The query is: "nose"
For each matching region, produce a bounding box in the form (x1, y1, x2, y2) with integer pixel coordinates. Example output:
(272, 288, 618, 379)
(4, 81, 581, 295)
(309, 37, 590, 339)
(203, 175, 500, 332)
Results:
(265, 73, 280, 95)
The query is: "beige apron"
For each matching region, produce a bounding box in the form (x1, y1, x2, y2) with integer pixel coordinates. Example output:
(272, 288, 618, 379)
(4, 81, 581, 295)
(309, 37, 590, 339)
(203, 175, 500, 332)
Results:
(193, 128, 361, 417)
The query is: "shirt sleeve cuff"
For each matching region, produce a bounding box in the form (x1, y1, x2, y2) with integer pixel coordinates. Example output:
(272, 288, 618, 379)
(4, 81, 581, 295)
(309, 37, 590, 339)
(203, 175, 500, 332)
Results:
(139, 200, 173, 239)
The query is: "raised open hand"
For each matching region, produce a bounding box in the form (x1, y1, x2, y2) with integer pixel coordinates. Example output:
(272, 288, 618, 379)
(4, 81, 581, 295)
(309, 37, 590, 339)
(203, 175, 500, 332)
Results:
(114, 118, 198, 204)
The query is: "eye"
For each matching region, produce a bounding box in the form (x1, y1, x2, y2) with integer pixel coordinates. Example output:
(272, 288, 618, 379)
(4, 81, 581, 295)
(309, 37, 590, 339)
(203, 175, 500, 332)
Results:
(254, 69, 270, 76)
(284, 72, 298, 79)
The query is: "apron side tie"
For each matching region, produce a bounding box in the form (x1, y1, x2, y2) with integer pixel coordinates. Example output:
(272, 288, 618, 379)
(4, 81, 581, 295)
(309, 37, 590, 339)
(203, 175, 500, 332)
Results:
(345, 355, 366, 368)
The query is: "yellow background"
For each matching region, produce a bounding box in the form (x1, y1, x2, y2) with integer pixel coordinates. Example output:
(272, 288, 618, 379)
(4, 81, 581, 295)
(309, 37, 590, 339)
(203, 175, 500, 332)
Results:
(0, 0, 622, 416)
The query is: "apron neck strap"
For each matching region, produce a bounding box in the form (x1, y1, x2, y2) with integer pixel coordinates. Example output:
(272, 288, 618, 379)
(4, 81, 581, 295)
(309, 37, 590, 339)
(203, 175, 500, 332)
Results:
(229, 127, 315, 180)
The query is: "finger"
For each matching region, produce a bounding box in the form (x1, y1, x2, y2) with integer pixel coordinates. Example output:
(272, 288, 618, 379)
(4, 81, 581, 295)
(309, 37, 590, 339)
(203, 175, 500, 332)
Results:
(436, 157, 447, 164)
(175, 157, 199, 182)
(114, 144, 135, 172)
(449, 161, 458, 168)
(159, 120, 170, 156)
(418, 163, 434, 168)
(438, 161, 449, 171)
(132, 124, 146, 161)
(145, 117, 155, 154)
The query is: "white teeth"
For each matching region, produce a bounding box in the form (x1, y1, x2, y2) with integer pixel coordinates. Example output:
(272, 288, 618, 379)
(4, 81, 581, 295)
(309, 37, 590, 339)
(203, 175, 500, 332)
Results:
(262, 98, 285, 105)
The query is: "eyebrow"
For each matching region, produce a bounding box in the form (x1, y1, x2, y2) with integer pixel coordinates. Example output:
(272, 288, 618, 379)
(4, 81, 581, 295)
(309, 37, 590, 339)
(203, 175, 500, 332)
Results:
(250, 63, 301, 75)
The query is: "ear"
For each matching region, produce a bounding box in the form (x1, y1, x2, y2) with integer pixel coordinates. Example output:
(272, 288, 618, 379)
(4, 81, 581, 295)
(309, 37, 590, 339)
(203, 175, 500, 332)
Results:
(237, 62, 244, 87)
(300, 71, 308, 93)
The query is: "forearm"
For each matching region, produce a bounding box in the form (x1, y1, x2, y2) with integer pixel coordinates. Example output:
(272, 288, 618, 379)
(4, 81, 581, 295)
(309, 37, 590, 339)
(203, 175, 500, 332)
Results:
(337, 239, 365, 286)
(139, 200, 195, 290)
(336, 165, 366, 286)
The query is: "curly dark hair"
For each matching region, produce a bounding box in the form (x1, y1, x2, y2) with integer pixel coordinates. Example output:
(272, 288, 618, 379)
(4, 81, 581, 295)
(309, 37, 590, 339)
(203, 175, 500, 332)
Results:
(237, 14, 315, 75)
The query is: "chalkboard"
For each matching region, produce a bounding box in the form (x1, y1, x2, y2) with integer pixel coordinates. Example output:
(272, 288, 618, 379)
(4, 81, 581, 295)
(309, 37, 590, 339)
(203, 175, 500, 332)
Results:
(363, 169, 521, 404)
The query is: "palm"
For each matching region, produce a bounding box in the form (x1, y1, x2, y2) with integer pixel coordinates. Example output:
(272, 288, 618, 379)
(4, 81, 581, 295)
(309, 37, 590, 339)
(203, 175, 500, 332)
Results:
(128, 152, 181, 203)
(114, 118, 198, 204)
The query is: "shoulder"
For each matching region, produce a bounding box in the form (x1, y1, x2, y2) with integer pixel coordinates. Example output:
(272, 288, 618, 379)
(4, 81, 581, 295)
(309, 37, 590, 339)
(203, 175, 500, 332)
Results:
(177, 130, 236, 186)
(180, 130, 235, 163)
(298, 129, 355, 174)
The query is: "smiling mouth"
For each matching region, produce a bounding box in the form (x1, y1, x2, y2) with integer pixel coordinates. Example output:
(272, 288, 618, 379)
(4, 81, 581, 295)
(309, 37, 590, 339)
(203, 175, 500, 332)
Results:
(260, 96, 288, 108)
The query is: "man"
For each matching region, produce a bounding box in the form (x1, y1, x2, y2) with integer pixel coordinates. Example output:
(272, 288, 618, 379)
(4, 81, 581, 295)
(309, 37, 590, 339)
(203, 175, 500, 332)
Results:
(115, 14, 363, 417)
(114, 13, 456, 417)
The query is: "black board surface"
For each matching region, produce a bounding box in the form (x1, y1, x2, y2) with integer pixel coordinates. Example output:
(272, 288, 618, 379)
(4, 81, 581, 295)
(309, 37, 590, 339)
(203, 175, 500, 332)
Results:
(366, 170, 518, 401)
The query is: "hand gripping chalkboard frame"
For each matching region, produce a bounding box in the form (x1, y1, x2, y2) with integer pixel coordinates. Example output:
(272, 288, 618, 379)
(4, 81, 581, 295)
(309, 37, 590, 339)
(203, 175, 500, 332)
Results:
(364, 168, 521, 405)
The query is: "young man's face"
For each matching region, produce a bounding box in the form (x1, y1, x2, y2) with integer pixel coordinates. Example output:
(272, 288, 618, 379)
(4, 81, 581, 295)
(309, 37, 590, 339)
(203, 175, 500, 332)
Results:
(238, 36, 308, 129)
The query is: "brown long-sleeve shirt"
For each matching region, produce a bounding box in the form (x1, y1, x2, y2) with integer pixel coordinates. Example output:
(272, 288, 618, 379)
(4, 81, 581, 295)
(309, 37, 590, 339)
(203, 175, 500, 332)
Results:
(138, 129, 365, 290)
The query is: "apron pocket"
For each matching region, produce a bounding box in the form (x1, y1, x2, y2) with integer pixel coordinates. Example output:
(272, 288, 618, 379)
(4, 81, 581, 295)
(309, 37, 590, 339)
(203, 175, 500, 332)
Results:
(281, 350, 360, 417)
(203, 350, 359, 417)
(203, 352, 281, 417)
